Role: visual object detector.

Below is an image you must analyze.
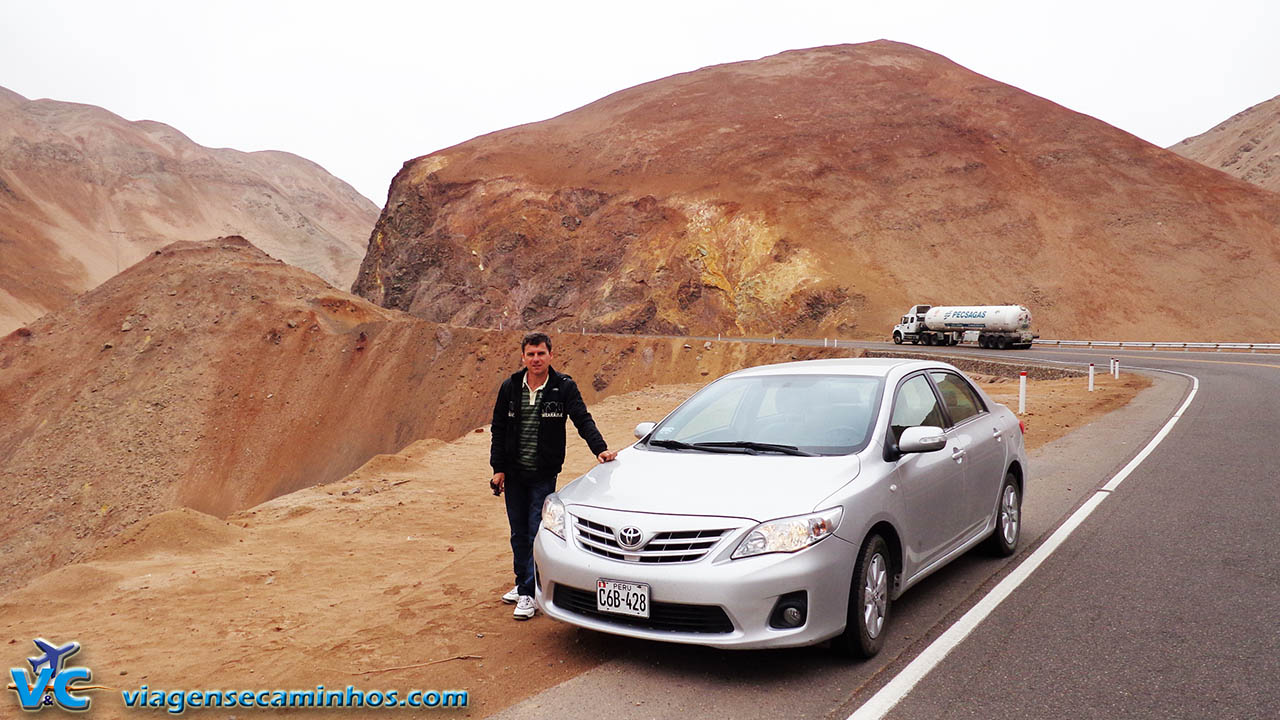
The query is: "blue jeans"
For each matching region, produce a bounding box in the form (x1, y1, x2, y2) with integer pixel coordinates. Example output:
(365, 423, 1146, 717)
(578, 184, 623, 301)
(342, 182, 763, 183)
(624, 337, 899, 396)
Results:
(504, 469, 557, 597)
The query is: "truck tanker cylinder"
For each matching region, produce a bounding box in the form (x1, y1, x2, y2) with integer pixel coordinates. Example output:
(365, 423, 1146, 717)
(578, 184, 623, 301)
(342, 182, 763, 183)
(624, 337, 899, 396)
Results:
(922, 305, 1032, 334)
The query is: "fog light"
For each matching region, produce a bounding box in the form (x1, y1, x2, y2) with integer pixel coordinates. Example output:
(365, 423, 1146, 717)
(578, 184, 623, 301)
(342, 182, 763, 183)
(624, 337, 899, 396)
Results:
(768, 591, 808, 629)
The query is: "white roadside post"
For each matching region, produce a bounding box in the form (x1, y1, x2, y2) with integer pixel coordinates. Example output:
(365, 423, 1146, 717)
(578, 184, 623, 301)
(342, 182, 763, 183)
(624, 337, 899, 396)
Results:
(1018, 371, 1027, 414)
(1114, 358, 1120, 379)
(1089, 363, 1095, 392)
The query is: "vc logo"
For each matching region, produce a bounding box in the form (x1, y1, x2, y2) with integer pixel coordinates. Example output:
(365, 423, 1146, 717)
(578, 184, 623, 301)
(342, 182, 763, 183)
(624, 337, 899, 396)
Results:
(7, 639, 98, 712)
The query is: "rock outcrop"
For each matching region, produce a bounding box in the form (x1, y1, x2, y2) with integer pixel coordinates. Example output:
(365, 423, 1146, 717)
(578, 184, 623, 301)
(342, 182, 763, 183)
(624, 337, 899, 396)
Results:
(354, 41, 1280, 342)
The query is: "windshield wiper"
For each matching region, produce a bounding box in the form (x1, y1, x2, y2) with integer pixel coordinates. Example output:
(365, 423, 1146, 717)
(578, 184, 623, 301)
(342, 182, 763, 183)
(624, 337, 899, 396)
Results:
(647, 439, 744, 454)
(692, 441, 817, 457)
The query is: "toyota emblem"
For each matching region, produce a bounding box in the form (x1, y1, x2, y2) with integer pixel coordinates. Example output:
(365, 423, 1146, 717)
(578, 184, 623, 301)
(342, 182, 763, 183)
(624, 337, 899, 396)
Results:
(617, 526, 644, 550)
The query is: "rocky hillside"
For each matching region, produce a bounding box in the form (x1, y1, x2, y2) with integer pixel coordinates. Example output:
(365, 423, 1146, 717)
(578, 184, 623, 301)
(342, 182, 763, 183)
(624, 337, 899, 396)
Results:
(354, 41, 1280, 342)
(0, 86, 380, 333)
(0, 237, 849, 589)
(1170, 93, 1280, 194)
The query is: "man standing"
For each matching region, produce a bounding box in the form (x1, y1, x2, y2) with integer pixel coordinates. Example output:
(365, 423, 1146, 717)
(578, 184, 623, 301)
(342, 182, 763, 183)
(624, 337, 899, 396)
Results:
(490, 332, 616, 620)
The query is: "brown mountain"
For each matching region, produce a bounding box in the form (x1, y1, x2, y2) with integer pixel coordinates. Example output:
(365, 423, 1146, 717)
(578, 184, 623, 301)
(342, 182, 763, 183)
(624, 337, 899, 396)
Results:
(354, 41, 1280, 342)
(0, 86, 380, 333)
(1170, 94, 1280, 194)
(0, 236, 846, 589)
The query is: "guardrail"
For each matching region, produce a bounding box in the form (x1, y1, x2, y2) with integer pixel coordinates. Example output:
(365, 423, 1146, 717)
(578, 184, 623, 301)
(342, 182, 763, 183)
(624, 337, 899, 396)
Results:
(1035, 340, 1280, 352)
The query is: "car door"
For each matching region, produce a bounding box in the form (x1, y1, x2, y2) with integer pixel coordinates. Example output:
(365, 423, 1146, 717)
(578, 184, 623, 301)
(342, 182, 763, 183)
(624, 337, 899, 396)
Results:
(929, 371, 1007, 536)
(888, 373, 970, 570)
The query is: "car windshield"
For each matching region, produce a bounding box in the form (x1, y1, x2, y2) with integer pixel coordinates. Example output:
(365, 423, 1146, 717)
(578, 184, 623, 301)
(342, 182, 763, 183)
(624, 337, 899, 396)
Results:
(646, 374, 884, 456)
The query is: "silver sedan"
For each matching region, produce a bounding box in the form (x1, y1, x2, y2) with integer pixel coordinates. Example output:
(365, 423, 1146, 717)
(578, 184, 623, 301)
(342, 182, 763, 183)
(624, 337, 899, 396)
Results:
(533, 357, 1026, 656)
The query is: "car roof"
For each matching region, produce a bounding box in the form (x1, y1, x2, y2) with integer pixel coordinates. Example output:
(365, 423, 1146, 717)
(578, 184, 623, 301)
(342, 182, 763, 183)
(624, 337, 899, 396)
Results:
(727, 356, 950, 378)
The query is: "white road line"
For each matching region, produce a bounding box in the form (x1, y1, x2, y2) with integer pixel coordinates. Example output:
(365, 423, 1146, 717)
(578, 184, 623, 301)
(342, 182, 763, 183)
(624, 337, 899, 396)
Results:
(849, 370, 1200, 720)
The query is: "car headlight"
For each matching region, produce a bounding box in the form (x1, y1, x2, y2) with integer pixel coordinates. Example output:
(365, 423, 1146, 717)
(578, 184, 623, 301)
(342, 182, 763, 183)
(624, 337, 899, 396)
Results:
(732, 507, 843, 559)
(541, 493, 566, 539)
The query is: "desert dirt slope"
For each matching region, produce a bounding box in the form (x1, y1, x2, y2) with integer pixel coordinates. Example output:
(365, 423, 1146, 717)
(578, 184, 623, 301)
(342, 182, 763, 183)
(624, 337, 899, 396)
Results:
(0, 86, 380, 333)
(0, 237, 852, 590)
(354, 41, 1280, 342)
(1170, 93, 1280, 194)
(0, 372, 1145, 719)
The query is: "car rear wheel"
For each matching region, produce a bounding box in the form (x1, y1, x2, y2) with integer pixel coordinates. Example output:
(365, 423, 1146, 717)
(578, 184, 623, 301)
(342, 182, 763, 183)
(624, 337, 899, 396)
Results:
(834, 534, 891, 658)
(984, 473, 1021, 556)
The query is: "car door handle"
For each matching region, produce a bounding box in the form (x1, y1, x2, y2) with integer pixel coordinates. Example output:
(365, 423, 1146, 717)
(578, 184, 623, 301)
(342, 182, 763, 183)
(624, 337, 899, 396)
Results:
(951, 447, 966, 463)
(992, 427, 1003, 442)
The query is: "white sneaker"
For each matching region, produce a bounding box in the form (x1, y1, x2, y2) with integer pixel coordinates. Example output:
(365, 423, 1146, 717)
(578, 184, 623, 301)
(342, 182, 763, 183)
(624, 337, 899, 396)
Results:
(501, 586, 520, 604)
(513, 595, 536, 620)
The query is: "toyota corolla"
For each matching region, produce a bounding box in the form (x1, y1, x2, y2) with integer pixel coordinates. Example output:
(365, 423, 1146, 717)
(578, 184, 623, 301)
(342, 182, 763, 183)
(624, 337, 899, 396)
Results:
(532, 357, 1026, 656)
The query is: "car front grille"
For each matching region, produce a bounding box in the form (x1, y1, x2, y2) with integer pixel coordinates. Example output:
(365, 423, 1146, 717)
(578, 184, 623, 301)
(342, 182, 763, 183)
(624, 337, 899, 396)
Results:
(573, 517, 731, 563)
(552, 584, 734, 634)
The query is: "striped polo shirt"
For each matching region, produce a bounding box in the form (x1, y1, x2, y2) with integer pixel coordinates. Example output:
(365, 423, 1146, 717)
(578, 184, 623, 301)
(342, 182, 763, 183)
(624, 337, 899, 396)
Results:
(517, 375, 545, 470)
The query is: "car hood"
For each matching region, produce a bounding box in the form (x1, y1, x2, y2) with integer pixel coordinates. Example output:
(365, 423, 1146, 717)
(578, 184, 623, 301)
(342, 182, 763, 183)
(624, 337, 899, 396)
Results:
(557, 446, 861, 520)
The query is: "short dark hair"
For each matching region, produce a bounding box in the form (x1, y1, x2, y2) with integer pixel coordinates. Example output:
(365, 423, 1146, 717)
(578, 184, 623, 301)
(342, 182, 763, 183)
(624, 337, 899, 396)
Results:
(521, 332, 552, 353)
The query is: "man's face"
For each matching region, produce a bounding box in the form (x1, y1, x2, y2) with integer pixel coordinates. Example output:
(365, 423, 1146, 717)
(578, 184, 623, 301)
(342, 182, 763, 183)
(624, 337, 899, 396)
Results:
(522, 342, 551, 376)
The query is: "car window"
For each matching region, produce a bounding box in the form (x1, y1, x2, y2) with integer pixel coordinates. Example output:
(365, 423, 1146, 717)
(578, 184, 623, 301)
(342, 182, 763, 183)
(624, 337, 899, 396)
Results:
(929, 371, 985, 425)
(659, 379, 751, 441)
(890, 375, 945, 442)
(651, 374, 883, 455)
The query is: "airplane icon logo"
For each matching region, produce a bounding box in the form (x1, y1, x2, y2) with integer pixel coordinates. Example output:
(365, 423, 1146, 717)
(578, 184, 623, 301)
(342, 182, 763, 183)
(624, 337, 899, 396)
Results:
(28, 639, 80, 678)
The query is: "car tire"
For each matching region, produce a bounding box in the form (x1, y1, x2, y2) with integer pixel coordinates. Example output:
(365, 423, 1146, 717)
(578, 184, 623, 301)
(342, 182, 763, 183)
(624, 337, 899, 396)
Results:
(834, 534, 891, 658)
(984, 473, 1021, 556)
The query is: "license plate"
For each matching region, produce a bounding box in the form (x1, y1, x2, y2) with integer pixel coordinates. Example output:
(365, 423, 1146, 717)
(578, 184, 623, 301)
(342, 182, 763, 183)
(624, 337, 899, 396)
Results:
(596, 578, 650, 618)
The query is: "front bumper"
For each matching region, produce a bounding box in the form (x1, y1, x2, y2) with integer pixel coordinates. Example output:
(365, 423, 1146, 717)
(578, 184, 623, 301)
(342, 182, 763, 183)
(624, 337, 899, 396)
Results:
(533, 509, 857, 650)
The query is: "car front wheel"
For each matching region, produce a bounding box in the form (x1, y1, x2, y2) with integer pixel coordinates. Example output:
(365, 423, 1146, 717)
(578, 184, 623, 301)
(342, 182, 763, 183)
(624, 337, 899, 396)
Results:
(983, 473, 1021, 556)
(834, 534, 891, 658)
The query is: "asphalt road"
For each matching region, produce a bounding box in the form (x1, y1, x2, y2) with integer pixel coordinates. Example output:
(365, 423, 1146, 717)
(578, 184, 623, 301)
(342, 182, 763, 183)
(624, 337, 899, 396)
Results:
(494, 343, 1278, 720)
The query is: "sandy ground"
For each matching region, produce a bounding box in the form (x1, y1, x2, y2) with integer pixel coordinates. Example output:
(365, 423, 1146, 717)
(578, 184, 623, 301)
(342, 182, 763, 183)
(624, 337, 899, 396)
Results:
(0, 372, 1145, 718)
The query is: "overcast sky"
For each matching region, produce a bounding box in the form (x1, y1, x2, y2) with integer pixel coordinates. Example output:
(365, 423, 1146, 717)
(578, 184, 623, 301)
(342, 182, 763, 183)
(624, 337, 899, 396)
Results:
(3, 0, 1277, 205)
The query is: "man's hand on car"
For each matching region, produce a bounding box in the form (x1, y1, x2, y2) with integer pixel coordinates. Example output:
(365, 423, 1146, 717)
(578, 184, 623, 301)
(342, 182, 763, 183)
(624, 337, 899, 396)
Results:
(597, 450, 618, 463)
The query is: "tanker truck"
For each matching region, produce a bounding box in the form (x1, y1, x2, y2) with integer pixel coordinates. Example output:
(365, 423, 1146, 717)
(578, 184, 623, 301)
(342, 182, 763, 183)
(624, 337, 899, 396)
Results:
(892, 304, 1035, 350)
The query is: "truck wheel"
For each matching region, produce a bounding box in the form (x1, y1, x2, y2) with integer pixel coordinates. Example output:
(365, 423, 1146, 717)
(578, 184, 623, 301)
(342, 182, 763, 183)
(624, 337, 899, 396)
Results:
(893, 332, 903, 345)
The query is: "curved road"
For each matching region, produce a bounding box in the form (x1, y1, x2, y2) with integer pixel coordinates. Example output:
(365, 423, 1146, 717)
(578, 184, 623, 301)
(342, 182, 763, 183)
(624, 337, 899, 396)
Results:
(495, 343, 1278, 720)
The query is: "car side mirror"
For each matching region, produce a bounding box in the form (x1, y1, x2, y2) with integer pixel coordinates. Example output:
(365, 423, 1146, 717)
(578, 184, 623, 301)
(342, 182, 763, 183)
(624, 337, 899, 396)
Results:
(898, 426, 947, 454)
(634, 421, 656, 440)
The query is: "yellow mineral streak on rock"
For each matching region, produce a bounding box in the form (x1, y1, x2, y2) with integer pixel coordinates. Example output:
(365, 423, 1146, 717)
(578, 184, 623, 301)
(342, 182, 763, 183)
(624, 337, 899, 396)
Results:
(370, 230, 386, 297)
(679, 200, 823, 327)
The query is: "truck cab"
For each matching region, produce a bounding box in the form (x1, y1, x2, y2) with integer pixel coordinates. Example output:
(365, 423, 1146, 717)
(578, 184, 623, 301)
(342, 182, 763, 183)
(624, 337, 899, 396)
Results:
(894, 305, 931, 341)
